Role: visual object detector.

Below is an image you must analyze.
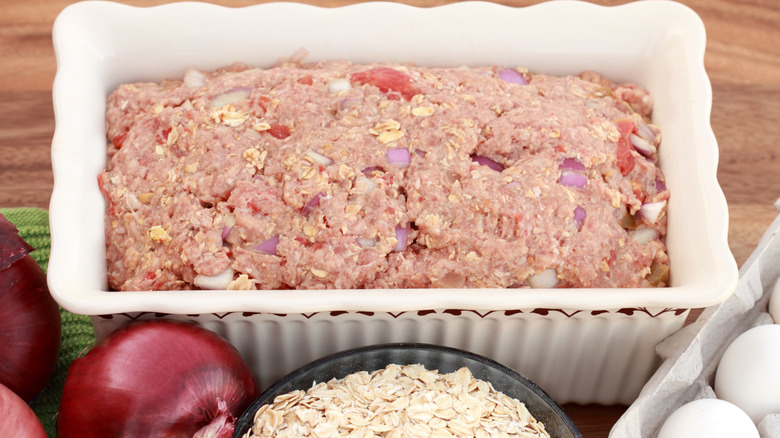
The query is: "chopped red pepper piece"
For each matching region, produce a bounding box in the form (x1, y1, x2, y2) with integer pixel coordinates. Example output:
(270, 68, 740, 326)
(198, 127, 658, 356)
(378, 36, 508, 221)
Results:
(157, 127, 172, 144)
(267, 123, 291, 140)
(351, 67, 421, 101)
(613, 118, 636, 175)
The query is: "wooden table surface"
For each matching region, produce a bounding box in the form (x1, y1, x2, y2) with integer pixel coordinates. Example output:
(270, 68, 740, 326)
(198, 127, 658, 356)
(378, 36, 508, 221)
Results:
(1, 0, 778, 436)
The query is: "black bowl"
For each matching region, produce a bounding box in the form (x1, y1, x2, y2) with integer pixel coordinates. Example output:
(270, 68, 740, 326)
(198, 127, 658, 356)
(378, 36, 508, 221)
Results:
(234, 343, 582, 437)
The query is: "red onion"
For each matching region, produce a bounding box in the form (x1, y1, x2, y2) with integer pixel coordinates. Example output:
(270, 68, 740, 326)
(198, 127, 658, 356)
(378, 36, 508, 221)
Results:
(636, 122, 658, 143)
(395, 224, 410, 251)
(183, 68, 206, 88)
(305, 149, 333, 166)
(656, 178, 667, 192)
(528, 269, 559, 288)
(301, 192, 324, 216)
(558, 171, 588, 189)
(206, 87, 251, 110)
(630, 227, 660, 245)
(386, 147, 411, 168)
(361, 166, 383, 176)
(254, 235, 280, 255)
(629, 133, 656, 157)
(327, 78, 352, 93)
(470, 155, 504, 172)
(638, 200, 667, 224)
(193, 267, 235, 290)
(339, 97, 363, 110)
(498, 68, 528, 85)
(57, 320, 260, 438)
(288, 47, 309, 63)
(558, 158, 588, 189)
(0, 383, 46, 438)
(560, 157, 586, 172)
(573, 205, 587, 230)
(0, 215, 61, 403)
(221, 213, 235, 241)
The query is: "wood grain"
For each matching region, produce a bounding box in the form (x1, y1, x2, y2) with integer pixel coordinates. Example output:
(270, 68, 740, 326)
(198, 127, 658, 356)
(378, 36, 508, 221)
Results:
(1, 1, 778, 436)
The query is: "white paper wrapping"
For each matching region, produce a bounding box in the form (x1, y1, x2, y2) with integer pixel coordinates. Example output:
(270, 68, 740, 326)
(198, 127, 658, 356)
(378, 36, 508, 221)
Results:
(611, 197, 780, 438)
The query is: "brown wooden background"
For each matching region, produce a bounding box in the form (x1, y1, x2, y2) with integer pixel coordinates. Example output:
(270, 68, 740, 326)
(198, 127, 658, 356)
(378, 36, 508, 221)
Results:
(2, 1, 778, 436)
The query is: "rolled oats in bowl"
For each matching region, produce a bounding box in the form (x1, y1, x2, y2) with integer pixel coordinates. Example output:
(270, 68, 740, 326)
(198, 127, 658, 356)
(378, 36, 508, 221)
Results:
(245, 364, 548, 438)
(233, 344, 581, 438)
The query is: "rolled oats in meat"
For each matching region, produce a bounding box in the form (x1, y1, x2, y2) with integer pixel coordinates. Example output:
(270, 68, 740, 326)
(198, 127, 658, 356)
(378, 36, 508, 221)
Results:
(99, 60, 670, 291)
(243, 364, 551, 438)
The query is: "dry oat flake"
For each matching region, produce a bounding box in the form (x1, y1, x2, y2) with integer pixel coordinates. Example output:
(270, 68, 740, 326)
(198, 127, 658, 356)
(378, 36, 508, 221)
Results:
(243, 364, 550, 438)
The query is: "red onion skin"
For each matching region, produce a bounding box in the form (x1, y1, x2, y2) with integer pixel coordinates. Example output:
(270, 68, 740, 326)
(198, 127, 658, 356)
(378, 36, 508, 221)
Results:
(470, 155, 504, 172)
(0, 216, 32, 270)
(301, 192, 324, 216)
(558, 171, 588, 189)
(573, 205, 587, 230)
(0, 383, 47, 438)
(386, 148, 411, 168)
(0, 255, 61, 403)
(497, 68, 528, 85)
(57, 320, 260, 438)
(559, 157, 586, 172)
(255, 235, 280, 255)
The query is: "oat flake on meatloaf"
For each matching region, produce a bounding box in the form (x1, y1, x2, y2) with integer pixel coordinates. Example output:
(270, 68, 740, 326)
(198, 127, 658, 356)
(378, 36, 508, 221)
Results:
(99, 60, 670, 291)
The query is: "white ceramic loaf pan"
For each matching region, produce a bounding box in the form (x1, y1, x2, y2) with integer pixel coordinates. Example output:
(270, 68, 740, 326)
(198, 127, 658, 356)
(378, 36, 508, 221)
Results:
(48, 0, 738, 404)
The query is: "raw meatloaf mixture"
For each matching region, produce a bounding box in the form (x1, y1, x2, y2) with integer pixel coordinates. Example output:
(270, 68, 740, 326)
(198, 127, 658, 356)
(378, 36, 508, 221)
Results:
(99, 60, 670, 291)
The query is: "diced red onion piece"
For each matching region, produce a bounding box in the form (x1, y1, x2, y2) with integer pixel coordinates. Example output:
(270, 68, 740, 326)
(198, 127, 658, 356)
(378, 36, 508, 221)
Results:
(471, 155, 504, 172)
(558, 171, 588, 189)
(288, 47, 309, 63)
(361, 166, 382, 176)
(394, 225, 410, 252)
(560, 157, 586, 172)
(193, 267, 234, 290)
(629, 133, 656, 157)
(339, 98, 363, 110)
(327, 78, 352, 93)
(301, 192, 324, 216)
(630, 227, 660, 245)
(636, 122, 658, 143)
(498, 68, 528, 85)
(656, 179, 667, 192)
(221, 213, 236, 240)
(357, 238, 377, 248)
(386, 148, 411, 168)
(528, 269, 559, 288)
(206, 87, 251, 110)
(305, 149, 333, 166)
(183, 68, 206, 88)
(574, 205, 587, 229)
(354, 175, 377, 194)
(414, 149, 426, 157)
(638, 200, 667, 224)
(254, 235, 279, 255)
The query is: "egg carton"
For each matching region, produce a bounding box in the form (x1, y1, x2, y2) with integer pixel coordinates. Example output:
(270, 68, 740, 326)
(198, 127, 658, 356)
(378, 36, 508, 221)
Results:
(610, 197, 780, 438)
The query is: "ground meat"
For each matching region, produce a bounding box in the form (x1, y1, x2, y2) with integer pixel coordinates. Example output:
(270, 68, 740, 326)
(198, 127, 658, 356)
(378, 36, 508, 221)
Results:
(100, 60, 670, 291)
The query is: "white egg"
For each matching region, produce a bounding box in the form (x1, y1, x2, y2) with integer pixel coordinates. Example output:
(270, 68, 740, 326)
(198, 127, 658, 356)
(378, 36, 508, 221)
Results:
(714, 324, 780, 424)
(769, 279, 780, 323)
(657, 399, 758, 438)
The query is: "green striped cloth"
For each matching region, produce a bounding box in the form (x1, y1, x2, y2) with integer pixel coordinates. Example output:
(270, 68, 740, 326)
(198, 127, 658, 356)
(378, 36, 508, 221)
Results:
(1, 208, 96, 437)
